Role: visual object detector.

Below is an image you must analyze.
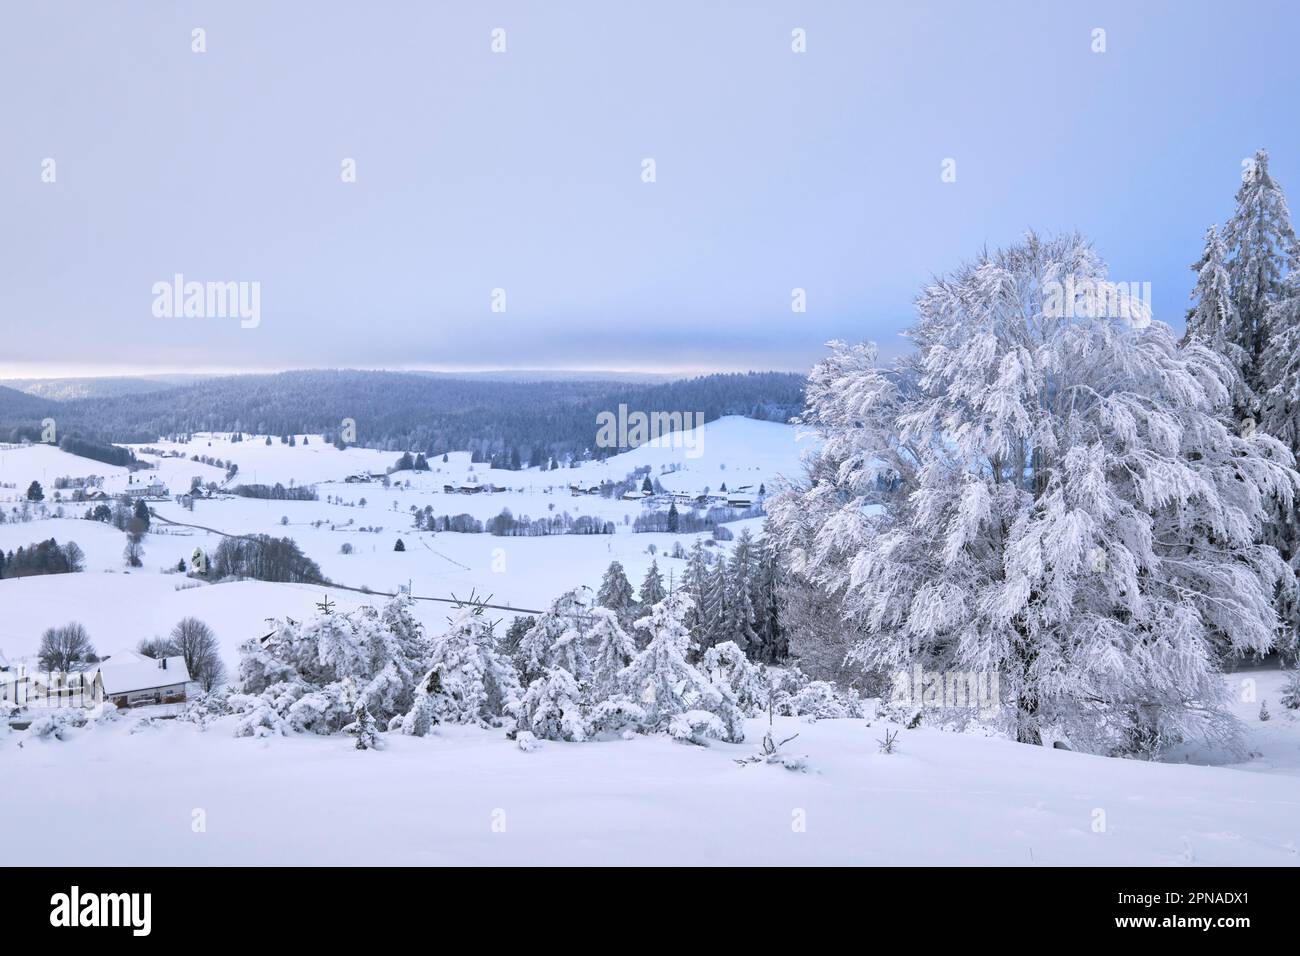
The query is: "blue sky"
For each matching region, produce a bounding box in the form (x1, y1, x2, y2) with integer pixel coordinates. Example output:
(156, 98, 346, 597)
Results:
(2, 0, 1298, 377)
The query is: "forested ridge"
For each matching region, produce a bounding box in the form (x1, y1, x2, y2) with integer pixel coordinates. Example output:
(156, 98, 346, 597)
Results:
(0, 369, 805, 465)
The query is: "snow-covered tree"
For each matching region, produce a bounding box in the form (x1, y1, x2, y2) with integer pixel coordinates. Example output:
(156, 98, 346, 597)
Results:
(416, 602, 522, 727)
(596, 560, 638, 628)
(700, 641, 769, 716)
(701, 559, 728, 651)
(1224, 148, 1298, 380)
(1261, 272, 1300, 452)
(588, 607, 638, 701)
(400, 669, 439, 736)
(1187, 224, 1251, 410)
(639, 559, 666, 607)
(721, 529, 760, 653)
(234, 594, 430, 735)
(619, 592, 745, 742)
(519, 666, 587, 741)
(751, 533, 786, 663)
(770, 231, 1299, 754)
(348, 701, 379, 750)
(681, 540, 713, 647)
(515, 588, 593, 686)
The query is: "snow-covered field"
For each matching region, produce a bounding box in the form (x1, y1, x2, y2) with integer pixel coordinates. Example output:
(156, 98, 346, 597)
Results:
(2, 671, 1297, 866)
(0, 417, 795, 668)
(3, 419, 1299, 866)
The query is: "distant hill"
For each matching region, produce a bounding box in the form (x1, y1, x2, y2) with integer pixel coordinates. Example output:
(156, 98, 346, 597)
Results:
(0, 385, 58, 421)
(0, 375, 212, 401)
(412, 369, 679, 384)
(0, 369, 806, 468)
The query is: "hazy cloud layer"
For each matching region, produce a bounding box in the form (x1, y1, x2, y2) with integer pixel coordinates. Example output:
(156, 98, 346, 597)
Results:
(2, 1, 1298, 376)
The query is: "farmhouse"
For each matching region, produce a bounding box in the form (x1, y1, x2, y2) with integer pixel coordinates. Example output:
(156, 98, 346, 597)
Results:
(123, 478, 171, 500)
(91, 653, 190, 708)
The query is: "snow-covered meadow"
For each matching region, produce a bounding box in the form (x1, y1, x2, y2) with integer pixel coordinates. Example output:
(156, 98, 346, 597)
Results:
(2, 671, 1296, 866)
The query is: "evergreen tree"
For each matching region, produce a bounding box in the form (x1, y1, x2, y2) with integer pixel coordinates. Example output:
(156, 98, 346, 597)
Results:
(26, 481, 43, 502)
(414, 602, 521, 727)
(588, 608, 638, 701)
(1187, 224, 1250, 408)
(1224, 148, 1298, 384)
(520, 666, 587, 741)
(400, 670, 438, 736)
(639, 559, 666, 607)
(619, 591, 744, 742)
(751, 533, 786, 662)
(350, 701, 378, 750)
(516, 588, 593, 686)
(596, 560, 638, 628)
(1261, 271, 1300, 452)
(682, 541, 713, 647)
(667, 501, 679, 532)
(702, 560, 729, 649)
(723, 529, 760, 652)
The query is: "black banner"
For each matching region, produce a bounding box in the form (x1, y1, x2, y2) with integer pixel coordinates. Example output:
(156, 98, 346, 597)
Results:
(1, 867, 1281, 941)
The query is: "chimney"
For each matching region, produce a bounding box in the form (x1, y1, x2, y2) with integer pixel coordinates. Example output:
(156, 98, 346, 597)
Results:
(159, 657, 167, 670)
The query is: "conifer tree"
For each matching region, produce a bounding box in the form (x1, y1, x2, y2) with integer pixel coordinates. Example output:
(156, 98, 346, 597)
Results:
(1224, 148, 1298, 383)
(639, 559, 666, 607)
(596, 560, 638, 628)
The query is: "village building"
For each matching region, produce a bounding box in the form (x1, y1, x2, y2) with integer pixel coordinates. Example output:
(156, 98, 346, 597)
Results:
(92, 653, 190, 708)
(123, 478, 171, 500)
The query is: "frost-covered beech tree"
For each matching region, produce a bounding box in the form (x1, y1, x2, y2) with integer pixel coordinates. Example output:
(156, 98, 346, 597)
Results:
(770, 232, 1299, 754)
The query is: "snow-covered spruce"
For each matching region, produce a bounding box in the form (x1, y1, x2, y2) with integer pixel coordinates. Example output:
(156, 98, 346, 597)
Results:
(1224, 148, 1298, 390)
(404, 602, 522, 730)
(618, 591, 745, 743)
(519, 666, 588, 742)
(596, 560, 640, 631)
(514, 587, 595, 686)
(770, 231, 1300, 755)
(1186, 224, 1252, 413)
(230, 594, 431, 737)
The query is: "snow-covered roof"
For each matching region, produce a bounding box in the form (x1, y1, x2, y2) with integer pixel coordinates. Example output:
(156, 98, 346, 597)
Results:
(94, 653, 190, 695)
